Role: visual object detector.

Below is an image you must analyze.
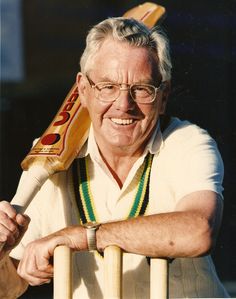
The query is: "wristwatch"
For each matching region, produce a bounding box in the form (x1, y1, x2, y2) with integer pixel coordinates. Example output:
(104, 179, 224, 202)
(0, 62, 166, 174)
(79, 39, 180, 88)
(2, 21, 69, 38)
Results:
(83, 222, 101, 251)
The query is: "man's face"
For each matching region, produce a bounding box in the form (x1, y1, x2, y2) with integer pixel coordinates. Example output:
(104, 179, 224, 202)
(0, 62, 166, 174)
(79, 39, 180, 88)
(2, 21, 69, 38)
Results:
(77, 38, 168, 155)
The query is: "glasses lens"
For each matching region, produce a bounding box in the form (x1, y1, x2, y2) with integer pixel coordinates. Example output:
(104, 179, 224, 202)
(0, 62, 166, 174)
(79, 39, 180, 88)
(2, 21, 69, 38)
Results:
(95, 83, 119, 102)
(131, 84, 155, 103)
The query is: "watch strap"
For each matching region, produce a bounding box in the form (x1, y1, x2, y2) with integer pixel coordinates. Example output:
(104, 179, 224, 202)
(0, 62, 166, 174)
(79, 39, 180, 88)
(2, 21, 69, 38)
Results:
(84, 222, 100, 251)
(86, 227, 97, 251)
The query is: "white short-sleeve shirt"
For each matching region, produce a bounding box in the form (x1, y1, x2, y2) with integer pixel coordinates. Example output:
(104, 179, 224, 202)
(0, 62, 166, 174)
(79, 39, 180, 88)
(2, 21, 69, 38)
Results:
(10, 117, 228, 298)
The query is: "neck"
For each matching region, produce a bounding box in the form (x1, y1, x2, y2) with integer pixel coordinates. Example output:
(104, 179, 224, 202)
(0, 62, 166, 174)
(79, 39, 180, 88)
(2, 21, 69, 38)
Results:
(100, 147, 143, 188)
(93, 131, 154, 188)
(93, 137, 149, 188)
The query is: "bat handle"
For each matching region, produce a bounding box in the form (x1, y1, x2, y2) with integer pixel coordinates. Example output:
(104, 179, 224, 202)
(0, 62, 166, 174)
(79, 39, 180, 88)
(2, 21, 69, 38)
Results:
(0, 165, 50, 252)
(11, 165, 51, 213)
(104, 245, 123, 299)
(53, 245, 72, 299)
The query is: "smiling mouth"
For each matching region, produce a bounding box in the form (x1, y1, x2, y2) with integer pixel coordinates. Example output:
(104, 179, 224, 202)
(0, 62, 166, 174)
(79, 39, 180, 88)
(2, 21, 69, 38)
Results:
(110, 118, 135, 125)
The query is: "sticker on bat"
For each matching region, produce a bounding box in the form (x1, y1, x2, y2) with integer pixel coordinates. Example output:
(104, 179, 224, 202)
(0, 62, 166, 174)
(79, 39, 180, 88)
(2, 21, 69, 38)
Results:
(41, 133, 61, 145)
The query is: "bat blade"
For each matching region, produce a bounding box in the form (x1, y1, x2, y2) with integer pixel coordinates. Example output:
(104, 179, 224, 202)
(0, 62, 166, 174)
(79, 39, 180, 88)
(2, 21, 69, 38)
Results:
(124, 2, 166, 28)
(21, 84, 90, 173)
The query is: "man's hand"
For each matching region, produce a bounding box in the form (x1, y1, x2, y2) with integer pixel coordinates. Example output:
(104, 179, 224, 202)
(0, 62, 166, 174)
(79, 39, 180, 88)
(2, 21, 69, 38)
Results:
(0, 200, 30, 259)
(17, 236, 55, 285)
(17, 225, 87, 286)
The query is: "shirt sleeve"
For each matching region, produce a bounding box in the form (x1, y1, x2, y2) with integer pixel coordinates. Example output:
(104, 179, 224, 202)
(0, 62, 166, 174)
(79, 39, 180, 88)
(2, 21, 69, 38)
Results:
(171, 125, 224, 202)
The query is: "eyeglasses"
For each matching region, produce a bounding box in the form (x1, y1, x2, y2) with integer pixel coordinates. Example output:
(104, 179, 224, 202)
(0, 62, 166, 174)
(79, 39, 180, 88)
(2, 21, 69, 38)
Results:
(86, 75, 164, 104)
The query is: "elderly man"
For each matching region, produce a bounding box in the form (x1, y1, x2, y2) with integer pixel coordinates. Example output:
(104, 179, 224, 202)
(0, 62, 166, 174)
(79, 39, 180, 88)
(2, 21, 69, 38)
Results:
(0, 17, 229, 298)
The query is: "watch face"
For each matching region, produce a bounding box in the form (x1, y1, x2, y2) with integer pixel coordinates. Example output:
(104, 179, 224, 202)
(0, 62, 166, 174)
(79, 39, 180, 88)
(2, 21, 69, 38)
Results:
(85, 222, 99, 229)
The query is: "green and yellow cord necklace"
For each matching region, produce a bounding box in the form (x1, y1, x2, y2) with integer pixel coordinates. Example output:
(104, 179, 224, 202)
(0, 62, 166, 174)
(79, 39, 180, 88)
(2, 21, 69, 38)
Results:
(72, 153, 153, 255)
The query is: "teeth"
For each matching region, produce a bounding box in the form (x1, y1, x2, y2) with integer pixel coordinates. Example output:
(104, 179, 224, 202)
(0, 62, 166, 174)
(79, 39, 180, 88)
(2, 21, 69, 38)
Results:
(111, 118, 134, 125)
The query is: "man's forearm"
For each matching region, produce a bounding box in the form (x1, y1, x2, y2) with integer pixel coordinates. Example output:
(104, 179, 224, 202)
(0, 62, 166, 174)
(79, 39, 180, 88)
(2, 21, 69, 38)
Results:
(96, 211, 212, 258)
(0, 255, 28, 299)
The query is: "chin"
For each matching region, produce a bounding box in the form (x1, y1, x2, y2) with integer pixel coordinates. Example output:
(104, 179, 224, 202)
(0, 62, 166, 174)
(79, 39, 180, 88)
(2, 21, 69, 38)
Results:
(106, 136, 135, 148)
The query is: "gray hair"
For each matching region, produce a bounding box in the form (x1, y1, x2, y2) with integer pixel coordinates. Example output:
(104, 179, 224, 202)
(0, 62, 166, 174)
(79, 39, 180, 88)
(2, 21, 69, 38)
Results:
(80, 17, 172, 81)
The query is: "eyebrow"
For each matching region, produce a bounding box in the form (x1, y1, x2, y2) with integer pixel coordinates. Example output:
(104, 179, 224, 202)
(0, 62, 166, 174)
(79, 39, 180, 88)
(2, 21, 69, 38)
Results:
(93, 75, 156, 86)
(96, 75, 117, 83)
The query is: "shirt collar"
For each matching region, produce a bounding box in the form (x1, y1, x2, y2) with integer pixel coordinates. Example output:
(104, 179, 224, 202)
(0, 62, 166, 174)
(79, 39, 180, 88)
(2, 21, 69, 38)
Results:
(144, 120, 164, 155)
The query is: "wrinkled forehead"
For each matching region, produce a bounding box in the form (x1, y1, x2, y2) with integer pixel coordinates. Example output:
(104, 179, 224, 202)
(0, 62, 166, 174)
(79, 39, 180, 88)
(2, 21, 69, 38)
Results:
(87, 38, 161, 81)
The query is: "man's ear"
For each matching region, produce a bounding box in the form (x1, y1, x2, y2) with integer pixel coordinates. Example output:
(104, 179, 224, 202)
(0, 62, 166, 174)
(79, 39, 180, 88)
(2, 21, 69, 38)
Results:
(159, 81, 171, 115)
(77, 72, 88, 108)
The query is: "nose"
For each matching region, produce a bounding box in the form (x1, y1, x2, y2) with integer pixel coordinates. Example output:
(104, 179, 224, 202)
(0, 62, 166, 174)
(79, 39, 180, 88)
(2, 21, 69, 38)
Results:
(113, 87, 135, 111)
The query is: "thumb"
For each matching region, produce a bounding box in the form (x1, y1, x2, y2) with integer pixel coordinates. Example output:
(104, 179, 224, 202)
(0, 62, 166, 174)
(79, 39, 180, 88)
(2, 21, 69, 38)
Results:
(16, 214, 31, 240)
(16, 214, 31, 228)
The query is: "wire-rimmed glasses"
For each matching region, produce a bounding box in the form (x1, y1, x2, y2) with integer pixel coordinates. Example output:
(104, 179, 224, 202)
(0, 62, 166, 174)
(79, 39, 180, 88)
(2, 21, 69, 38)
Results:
(86, 75, 164, 104)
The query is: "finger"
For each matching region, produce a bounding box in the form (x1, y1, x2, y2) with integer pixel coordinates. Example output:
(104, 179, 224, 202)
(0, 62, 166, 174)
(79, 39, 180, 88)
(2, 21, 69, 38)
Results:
(18, 267, 53, 281)
(17, 256, 53, 285)
(0, 201, 17, 219)
(15, 214, 31, 228)
(0, 223, 18, 245)
(22, 274, 52, 287)
(35, 253, 54, 274)
(0, 212, 19, 232)
(17, 267, 53, 286)
(0, 212, 21, 248)
(29, 278, 52, 286)
(16, 214, 31, 237)
(0, 224, 8, 243)
(18, 250, 54, 276)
